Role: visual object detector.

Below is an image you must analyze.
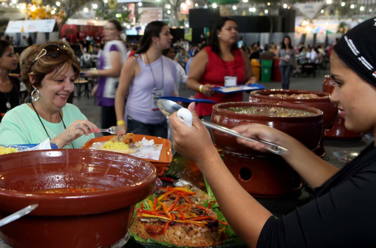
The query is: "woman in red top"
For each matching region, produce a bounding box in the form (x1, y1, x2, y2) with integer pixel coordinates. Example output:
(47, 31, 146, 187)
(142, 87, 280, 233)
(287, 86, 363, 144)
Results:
(187, 17, 257, 119)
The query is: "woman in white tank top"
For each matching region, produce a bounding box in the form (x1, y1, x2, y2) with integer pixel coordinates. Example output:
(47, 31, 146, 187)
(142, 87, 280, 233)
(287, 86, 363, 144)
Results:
(115, 21, 178, 138)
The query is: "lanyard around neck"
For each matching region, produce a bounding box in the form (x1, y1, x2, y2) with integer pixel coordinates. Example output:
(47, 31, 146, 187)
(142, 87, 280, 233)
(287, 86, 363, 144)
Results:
(30, 101, 74, 148)
(145, 53, 164, 90)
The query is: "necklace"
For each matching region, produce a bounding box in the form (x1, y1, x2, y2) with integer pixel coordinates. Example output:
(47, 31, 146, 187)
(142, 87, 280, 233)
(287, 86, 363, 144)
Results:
(30, 101, 75, 148)
(145, 53, 164, 90)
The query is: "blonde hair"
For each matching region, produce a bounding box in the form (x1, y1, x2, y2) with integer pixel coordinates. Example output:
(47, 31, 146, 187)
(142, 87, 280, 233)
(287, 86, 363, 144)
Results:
(20, 40, 80, 91)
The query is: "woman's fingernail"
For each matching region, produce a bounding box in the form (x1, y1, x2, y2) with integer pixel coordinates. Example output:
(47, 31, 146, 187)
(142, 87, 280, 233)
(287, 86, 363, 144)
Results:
(96, 129, 99, 132)
(92, 129, 95, 132)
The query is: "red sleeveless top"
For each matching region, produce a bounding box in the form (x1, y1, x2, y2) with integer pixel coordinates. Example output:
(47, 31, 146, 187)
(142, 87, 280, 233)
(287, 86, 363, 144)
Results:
(195, 46, 245, 117)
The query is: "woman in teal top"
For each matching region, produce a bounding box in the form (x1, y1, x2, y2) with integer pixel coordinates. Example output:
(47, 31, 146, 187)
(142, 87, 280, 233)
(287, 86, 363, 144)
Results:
(0, 41, 98, 148)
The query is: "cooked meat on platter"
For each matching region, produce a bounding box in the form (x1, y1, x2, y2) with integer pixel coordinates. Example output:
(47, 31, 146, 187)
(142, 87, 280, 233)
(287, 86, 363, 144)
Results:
(131, 185, 229, 247)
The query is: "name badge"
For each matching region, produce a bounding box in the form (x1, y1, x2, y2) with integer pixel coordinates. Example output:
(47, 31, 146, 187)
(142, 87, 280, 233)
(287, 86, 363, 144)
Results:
(151, 89, 164, 111)
(224, 76, 237, 87)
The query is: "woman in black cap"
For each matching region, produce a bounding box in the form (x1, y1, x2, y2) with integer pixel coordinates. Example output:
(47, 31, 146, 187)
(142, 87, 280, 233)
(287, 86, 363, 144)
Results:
(169, 18, 376, 247)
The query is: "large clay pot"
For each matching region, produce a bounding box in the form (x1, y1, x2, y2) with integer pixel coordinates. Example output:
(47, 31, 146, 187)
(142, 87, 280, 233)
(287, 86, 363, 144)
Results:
(0, 149, 157, 248)
(223, 152, 301, 197)
(322, 75, 362, 139)
(249, 89, 337, 129)
(211, 102, 323, 197)
(249, 89, 338, 157)
(212, 102, 323, 156)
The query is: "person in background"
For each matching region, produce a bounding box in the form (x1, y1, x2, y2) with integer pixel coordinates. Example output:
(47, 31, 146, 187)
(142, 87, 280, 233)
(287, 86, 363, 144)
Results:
(0, 40, 20, 117)
(249, 44, 260, 60)
(189, 44, 199, 57)
(306, 45, 317, 63)
(115, 21, 178, 139)
(175, 47, 190, 68)
(185, 49, 198, 76)
(303, 45, 318, 77)
(187, 17, 257, 121)
(276, 36, 298, 89)
(269, 44, 278, 56)
(27, 36, 33, 46)
(163, 46, 187, 92)
(237, 36, 245, 49)
(182, 39, 190, 52)
(22, 36, 29, 47)
(80, 39, 91, 54)
(128, 44, 138, 58)
(84, 19, 128, 130)
(169, 18, 376, 248)
(9, 36, 16, 47)
(91, 44, 102, 67)
(0, 41, 97, 148)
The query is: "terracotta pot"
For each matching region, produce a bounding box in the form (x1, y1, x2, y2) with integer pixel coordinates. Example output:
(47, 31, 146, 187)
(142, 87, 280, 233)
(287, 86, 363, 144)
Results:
(223, 152, 301, 197)
(322, 75, 362, 139)
(211, 102, 323, 156)
(0, 149, 157, 248)
(249, 89, 338, 129)
(322, 74, 336, 93)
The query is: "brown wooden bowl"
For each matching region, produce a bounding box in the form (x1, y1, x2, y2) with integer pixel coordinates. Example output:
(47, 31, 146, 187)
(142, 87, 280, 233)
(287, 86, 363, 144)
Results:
(0, 149, 157, 248)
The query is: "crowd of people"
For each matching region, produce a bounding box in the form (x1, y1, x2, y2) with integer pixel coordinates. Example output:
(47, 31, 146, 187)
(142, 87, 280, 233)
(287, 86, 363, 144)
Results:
(0, 16, 376, 247)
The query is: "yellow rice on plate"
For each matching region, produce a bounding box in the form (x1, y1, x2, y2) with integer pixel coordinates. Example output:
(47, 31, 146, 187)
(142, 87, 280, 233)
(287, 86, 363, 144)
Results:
(99, 141, 136, 154)
(0, 146, 18, 155)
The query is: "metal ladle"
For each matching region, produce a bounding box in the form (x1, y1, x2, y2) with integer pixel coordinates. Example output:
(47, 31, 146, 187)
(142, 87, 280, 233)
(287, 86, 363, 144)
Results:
(157, 99, 289, 155)
(0, 204, 38, 227)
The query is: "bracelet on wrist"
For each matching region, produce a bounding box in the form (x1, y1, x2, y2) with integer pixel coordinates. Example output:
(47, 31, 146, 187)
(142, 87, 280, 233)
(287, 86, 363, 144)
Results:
(199, 85, 204, 93)
(117, 120, 126, 126)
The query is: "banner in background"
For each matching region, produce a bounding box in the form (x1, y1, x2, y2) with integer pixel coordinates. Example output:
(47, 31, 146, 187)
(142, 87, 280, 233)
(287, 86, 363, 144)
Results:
(138, 7, 163, 25)
(293, 2, 325, 19)
(5, 19, 56, 33)
(184, 28, 192, 41)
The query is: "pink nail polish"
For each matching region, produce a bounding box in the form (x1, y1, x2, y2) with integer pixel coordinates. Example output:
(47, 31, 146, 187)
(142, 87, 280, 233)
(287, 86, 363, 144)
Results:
(92, 129, 95, 132)
(96, 129, 99, 132)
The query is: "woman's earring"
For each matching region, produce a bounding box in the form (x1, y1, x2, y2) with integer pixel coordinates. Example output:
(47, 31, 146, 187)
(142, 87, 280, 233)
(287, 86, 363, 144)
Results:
(31, 87, 40, 102)
(155, 41, 160, 48)
(217, 35, 221, 39)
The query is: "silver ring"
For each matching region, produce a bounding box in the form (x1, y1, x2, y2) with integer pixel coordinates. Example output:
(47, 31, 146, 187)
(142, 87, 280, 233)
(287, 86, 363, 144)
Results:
(75, 124, 80, 129)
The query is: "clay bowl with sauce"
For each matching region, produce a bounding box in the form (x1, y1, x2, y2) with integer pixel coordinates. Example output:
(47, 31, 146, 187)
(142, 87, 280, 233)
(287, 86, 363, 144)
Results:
(0, 149, 157, 248)
(249, 89, 338, 129)
(322, 75, 362, 139)
(211, 102, 323, 156)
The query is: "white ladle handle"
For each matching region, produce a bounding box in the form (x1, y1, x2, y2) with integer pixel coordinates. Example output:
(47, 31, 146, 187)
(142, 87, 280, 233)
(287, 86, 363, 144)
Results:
(177, 108, 193, 127)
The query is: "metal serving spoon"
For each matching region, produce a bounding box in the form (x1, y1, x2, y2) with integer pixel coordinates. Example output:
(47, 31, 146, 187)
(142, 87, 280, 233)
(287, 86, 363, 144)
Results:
(0, 204, 38, 227)
(157, 99, 289, 155)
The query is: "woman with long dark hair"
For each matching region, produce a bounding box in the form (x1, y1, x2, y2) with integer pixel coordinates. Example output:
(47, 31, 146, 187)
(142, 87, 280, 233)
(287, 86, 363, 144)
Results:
(276, 36, 298, 89)
(84, 19, 127, 130)
(0, 40, 20, 118)
(115, 21, 178, 138)
(187, 17, 257, 121)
